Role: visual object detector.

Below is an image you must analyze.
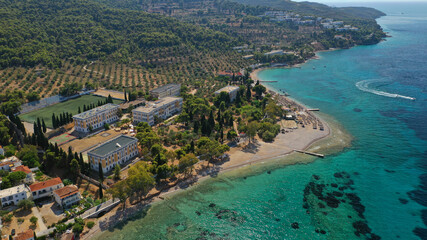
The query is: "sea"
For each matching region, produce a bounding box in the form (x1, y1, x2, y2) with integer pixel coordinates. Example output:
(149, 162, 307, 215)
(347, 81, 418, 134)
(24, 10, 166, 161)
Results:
(95, 2, 427, 240)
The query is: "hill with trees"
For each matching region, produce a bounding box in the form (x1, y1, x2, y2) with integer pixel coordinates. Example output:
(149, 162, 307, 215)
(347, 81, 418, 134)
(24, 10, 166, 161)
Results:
(0, 0, 240, 69)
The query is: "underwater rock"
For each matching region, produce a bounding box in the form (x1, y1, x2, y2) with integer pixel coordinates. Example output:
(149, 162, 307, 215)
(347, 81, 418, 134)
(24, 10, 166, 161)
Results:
(334, 172, 343, 178)
(291, 222, 299, 229)
(348, 215, 352, 218)
(399, 198, 409, 204)
(275, 218, 281, 222)
(385, 169, 396, 173)
(267, 171, 271, 174)
(353, 108, 362, 112)
(196, 211, 201, 216)
(325, 195, 340, 208)
(332, 191, 344, 197)
(331, 183, 338, 188)
(320, 230, 326, 234)
(318, 203, 325, 208)
(209, 203, 216, 208)
(339, 186, 347, 191)
(173, 223, 180, 227)
(353, 221, 372, 236)
(313, 175, 320, 180)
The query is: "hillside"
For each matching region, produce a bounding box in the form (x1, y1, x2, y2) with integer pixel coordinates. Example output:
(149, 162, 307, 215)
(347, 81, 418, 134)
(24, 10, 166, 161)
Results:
(0, 0, 240, 69)
(231, 0, 385, 20)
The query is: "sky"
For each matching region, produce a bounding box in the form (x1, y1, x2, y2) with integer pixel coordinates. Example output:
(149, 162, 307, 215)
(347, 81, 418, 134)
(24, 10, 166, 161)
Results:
(292, 0, 427, 2)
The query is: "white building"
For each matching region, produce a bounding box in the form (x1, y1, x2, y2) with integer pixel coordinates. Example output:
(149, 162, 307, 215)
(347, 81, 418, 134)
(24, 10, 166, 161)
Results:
(0, 184, 31, 208)
(132, 97, 183, 126)
(214, 85, 240, 102)
(0, 156, 22, 171)
(29, 177, 64, 200)
(149, 83, 181, 99)
(53, 185, 81, 208)
(73, 103, 119, 133)
(88, 135, 139, 173)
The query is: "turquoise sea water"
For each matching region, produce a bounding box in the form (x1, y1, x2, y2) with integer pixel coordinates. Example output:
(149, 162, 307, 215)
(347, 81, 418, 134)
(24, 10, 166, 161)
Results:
(96, 3, 427, 240)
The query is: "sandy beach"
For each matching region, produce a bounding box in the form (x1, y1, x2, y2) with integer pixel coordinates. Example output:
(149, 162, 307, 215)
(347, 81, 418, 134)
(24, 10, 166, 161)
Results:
(82, 69, 352, 240)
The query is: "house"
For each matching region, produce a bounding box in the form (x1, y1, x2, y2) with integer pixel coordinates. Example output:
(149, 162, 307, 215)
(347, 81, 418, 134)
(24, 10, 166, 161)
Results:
(132, 97, 183, 126)
(13, 229, 34, 240)
(149, 83, 181, 99)
(53, 185, 81, 208)
(214, 86, 240, 102)
(29, 177, 64, 200)
(88, 135, 139, 173)
(11, 166, 34, 184)
(0, 157, 22, 171)
(0, 184, 31, 208)
(73, 104, 120, 133)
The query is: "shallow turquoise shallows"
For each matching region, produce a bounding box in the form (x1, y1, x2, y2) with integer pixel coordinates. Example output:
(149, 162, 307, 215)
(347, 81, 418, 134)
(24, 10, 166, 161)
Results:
(96, 3, 427, 240)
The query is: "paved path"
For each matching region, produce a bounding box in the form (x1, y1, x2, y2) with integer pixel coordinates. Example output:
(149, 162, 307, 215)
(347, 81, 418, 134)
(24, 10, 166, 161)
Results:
(32, 207, 48, 232)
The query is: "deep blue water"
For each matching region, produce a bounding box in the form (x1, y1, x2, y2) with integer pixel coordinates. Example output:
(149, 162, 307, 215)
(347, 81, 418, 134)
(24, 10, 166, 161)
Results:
(96, 3, 427, 240)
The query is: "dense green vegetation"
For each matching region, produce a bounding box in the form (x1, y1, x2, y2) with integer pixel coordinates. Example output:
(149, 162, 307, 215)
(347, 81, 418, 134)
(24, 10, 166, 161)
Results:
(0, 0, 239, 69)
(232, 0, 385, 19)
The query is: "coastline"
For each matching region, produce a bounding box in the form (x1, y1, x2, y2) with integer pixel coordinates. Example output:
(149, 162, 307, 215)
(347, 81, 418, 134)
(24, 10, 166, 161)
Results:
(83, 61, 353, 240)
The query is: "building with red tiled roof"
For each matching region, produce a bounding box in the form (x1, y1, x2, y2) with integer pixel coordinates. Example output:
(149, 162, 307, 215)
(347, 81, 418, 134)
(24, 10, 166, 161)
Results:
(53, 185, 81, 208)
(12, 165, 34, 184)
(13, 229, 34, 240)
(29, 177, 64, 200)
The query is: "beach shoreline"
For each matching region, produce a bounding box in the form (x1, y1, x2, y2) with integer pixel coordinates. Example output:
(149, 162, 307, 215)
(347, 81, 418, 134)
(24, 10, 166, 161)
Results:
(83, 61, 353, 240)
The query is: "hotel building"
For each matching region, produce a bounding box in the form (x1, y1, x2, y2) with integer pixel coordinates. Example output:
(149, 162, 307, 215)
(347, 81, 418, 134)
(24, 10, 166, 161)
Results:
(87, 135, 139, 173)
(149, 83, 181, 99)
(73, 103, 119, 133)
(214, 85, 240, 102)
(132, 97, 183, 126)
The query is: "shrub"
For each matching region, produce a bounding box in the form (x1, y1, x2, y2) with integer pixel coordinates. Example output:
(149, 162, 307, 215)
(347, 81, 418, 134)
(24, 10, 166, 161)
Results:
(87, 221, 95, 229)
(30, 216, 38, 225)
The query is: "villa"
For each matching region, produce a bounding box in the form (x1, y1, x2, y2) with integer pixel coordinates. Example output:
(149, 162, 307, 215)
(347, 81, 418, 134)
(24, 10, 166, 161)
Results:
(0, 184, 31, 208)
(29, 177, 64, 200)
(53, 185, 81, 208)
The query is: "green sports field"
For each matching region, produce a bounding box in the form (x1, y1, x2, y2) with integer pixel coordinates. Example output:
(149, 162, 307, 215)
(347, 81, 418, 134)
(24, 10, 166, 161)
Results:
(19, 95, 122, 128)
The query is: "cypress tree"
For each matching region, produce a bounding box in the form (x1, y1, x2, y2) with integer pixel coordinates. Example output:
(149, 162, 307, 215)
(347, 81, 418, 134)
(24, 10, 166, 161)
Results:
(190, 140, 195, 153)
(99, 182, 103, 199)
(78, 106, 81, 113)
(37, 118, 42, 133)
(42, 119, 47, 133)
(98, 162, 104, 182)
(208, 110, 215, 127)
(56, 116, 60, 127)
(246, 84, 251, 101)
(124, 90, 128, 102)
(52, 113, 56, 129)
(83, 104, 87, 112)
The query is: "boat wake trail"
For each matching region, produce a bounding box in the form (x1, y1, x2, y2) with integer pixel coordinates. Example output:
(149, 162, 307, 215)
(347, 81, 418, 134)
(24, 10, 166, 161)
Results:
(355, 79, 415, 101)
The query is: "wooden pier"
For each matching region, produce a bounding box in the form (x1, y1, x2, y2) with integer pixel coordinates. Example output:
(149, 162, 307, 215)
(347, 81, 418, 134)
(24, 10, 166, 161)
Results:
(259, 80, 278, 83)
(294, 149, 324, 158)
(307, 108, 320, 111)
